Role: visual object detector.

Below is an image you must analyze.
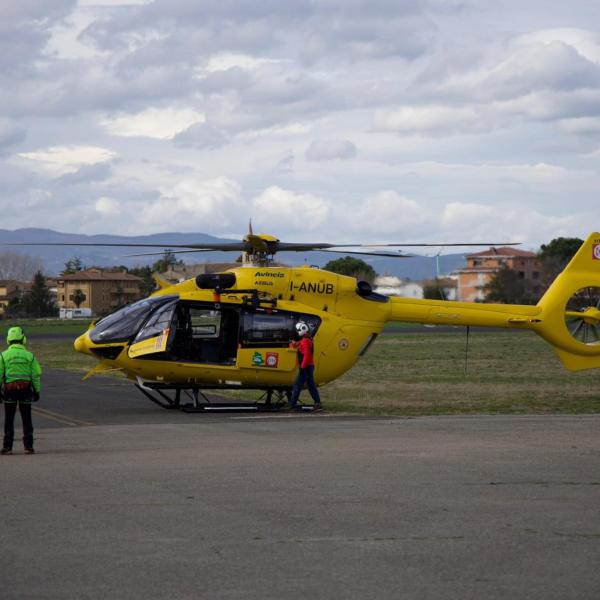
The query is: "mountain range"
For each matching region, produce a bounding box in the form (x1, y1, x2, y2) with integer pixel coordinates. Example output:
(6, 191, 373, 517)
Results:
(0, 228, 468, 281)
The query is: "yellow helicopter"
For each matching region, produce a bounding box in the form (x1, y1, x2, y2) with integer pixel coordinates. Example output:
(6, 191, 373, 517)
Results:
(17, 229, 600, 412)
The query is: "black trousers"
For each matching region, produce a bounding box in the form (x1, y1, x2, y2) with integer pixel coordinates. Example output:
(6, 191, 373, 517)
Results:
(3, 402, 34, 450)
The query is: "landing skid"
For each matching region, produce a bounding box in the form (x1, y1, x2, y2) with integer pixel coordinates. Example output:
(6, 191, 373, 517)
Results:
(134, 380, 312, 413)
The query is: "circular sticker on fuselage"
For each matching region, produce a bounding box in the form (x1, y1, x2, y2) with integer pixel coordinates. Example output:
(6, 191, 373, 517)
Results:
(593, 244, 600, 260)
(338, 338, 349, 351)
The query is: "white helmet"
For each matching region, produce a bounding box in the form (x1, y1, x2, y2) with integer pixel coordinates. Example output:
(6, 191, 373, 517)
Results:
(295, 321, 309, 336)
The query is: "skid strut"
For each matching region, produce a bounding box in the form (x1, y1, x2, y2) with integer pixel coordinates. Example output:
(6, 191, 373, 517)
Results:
(134, 379, 310, 413)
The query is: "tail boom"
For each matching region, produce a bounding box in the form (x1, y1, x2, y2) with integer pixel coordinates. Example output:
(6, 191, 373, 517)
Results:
(389, 297, 541, 329)
(387, 232, 600, 371)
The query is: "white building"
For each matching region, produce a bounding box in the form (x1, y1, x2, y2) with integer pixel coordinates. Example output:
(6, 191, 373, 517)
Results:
(374, 275, 424, 298)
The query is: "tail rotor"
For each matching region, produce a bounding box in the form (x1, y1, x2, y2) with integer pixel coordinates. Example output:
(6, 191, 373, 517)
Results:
(564, 286, 600, 345)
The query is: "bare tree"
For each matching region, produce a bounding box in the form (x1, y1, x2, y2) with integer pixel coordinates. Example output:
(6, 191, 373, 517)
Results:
(0, 252, 44, 281)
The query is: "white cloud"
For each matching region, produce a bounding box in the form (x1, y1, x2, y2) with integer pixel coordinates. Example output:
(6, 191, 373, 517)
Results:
(44, 9, 101, 60)
(374, 106, 486, 136)
(558, 117, 600, 135)
(441, 202, 495, 228)
(138, 176, 246, 233)
(515, 29, 600, 64)
(337, 196, 584, 246)
(348, 191, 427, 236)
(0, 119, 26, 148)
(95, 196, 121, 216)
(274, 149, 294, 173)
(305, 139, 357, 161)
(1, 2, 600, 252)
(203, 53, 282, 73)
(16, 145, 116, 175)
(252, 187, 330, 231)
(78, 1, 151, 6)
(437, 202, 581, 244)
(102, 107, 205, 140)
(175, 121, 229, 148)
(395, 161, 570, 186)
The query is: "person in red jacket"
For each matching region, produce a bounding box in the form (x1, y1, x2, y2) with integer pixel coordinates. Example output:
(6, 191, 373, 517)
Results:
(289, 321, 322, 411)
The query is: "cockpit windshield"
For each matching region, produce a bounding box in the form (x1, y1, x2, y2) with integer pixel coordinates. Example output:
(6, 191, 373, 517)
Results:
(90, 295, 178, 344)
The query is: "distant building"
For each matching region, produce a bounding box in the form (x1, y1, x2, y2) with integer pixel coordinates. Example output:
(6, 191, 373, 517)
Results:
(57, 268, 144, 317)
(0, 280, 19, 315)
(454, 247, 541, 302)
(45, 277, 58, 307)
(374, 275, 424, 299)
(59, 307, 93, 319)
(0, 276, 58, 316)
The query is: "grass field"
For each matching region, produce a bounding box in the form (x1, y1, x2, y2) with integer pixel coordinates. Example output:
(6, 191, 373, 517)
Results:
(1, 318, 92, 336)
(24, 329, 600, 415)
(320, 330, 600, 415)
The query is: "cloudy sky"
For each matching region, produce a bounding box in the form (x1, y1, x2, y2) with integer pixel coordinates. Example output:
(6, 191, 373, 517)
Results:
(2, 0, 600, 249)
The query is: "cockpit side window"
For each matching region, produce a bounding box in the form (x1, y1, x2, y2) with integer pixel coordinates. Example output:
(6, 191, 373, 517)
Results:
(90, 295, 178, 344)
(133, 298, 178, 343)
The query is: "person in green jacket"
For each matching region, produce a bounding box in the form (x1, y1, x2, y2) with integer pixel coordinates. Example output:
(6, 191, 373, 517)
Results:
(0, 327, 42, 455)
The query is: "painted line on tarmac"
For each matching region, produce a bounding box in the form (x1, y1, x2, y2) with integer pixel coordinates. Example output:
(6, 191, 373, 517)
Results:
(232, 413, 337, 420)
(32, 407, 94, 427)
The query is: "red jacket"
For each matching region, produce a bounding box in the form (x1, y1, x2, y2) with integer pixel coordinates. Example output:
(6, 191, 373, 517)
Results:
(295, 336, 314, 369)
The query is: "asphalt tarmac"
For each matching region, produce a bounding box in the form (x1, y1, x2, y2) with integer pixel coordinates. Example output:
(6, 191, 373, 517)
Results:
(1, 369, 600, 599)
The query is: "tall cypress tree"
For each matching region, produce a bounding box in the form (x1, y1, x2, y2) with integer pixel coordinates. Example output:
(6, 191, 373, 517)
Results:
(25, 271, 57, 317)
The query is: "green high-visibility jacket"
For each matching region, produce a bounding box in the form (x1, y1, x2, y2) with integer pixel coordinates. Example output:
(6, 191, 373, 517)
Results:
(0, 344, 42, 399)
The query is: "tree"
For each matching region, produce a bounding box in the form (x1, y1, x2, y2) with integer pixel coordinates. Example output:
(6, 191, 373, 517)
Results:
(23, 271, 57, 317)
(483, 264, 536, 305)
(323, 256, 377, 283)
(5, 294, 26, 318)
(539, 237, 583, 264)
(152, 250, 183, 274)
(423, 279, 448, 300)
(71, 288, 86, 308)
(63, 257, 84, 275)
(0, 252, 44, 281)
(128, 265, 156, 297)
(538, 237, 583, 286)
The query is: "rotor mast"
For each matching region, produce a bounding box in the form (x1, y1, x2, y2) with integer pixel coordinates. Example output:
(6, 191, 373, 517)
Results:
(241, 231, 280, 267)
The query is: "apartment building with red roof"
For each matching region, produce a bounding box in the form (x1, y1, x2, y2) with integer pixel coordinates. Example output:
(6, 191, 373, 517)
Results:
(455, 247, 542, 302)
(57, 268, 143, 316)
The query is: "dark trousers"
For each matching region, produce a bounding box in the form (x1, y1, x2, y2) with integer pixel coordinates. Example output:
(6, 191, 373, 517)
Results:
(3, 402, 34, 450)
(290, 365, 321, 406)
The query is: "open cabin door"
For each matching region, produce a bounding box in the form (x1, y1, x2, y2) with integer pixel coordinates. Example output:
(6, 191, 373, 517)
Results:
(126, 300, 321, 373)
(128, 300, 240, 364)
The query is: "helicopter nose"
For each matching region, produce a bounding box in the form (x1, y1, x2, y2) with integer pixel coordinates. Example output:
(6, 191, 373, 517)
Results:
(74, 332, 93, 356)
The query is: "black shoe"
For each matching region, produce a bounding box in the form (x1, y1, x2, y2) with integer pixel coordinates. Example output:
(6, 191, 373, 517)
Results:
(313, 404, 324, 412)
(24, 448, 35, 455)
(1, 448, 12, 455)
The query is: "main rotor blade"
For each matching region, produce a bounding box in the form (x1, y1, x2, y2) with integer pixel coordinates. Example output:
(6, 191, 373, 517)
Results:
(123, 249, 215, 258)
(320, 249, 414, 258)
(1, 239, 521, 254)
(361, 242, 522, 247)
(1, 241, 248, 250)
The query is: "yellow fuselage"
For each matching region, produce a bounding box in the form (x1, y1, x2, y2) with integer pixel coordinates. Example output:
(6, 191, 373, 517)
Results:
(75, 232, 600, 386)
